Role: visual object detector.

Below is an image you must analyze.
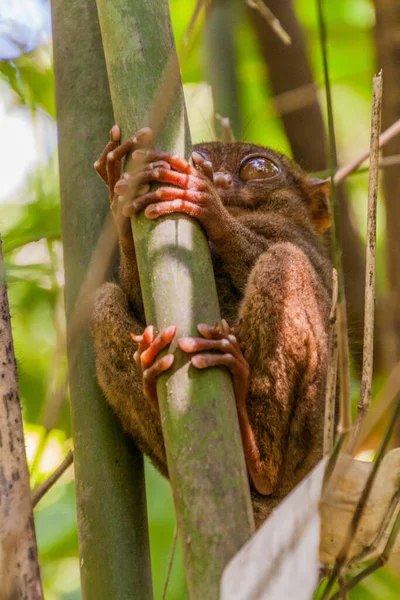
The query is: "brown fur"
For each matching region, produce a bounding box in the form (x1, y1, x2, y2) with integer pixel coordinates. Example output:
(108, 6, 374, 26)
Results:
(90, 142, 332, 527)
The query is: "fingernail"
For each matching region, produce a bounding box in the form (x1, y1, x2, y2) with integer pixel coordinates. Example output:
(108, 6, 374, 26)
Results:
(132, 149, 147, 157)
(192, 151, 204, 163)
(144, 205, 156, 217)
(130, 332, 142, 342)
(191, 355, 205, 368)
(115, 179, 128, 190)
(137, 184, 150, 195)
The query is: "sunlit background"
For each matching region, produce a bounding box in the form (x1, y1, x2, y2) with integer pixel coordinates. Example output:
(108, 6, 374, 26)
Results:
(1, 0, 399, 598)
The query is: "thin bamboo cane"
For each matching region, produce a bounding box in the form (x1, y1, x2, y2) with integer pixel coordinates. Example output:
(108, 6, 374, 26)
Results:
(95, 0, 255, 597)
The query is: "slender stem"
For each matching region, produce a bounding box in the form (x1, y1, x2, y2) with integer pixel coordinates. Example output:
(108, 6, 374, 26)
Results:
(323, 268, 339, 456)
(316, 0, 351, 439)
(347, 72, 383, 456)
(162, 526, 178, 600)
(321, 394, 400, 599)
(337, 302, 352, 434)
(335, 117, 400, 184)
(32, 450, 74, 508)
(347, 488, 400, 567)
(329, 502, 400, 600)
(338, 576, 348, 600)
(246, 0, 291, 45)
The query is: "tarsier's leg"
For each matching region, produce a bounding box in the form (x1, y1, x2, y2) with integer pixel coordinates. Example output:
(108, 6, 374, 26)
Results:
(236, 242, 329, 496)
(90, 281, 175, 476)
(180, 242, 328, 497)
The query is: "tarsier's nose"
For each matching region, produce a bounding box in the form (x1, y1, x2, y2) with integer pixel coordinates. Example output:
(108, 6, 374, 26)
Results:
(214, 171, 233, 189)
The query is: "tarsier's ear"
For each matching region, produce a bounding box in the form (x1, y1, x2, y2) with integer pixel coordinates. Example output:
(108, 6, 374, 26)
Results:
(307, 178, 331, 232)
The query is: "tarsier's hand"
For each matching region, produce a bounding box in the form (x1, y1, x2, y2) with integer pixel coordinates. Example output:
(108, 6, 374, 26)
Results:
(94, 125, 153, 246)
(114, 137, 232, 243)
(130, 320, 249, 412)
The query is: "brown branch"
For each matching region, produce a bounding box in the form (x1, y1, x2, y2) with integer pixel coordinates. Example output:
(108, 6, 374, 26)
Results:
(0, 240, 43, 599)
(246, 0, 291, 45)
(32, 450, 74, 508)
(324, 268, 339, 457)
(337, 301, 352, 435)
(334, 117, 400, 184)
(347, 72, 383, 455)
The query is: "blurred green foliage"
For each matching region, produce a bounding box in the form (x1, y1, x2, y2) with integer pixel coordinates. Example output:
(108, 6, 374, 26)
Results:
(0, 0, 399, 598)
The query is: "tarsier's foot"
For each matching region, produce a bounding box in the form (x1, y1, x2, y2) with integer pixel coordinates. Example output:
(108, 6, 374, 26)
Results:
(131, 325, 176, 412)
(130, 320, 249, 412)
(114, 135, 232, 243)
(178, 319, 250, 409)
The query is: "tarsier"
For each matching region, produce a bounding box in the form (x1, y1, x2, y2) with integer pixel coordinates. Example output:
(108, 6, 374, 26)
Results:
(91, 125, 332, 526)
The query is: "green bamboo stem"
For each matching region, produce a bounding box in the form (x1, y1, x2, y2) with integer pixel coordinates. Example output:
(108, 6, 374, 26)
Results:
(95, 0, 255, 597)
(51, 1, 153, 598)
(204, 0, 243, 139)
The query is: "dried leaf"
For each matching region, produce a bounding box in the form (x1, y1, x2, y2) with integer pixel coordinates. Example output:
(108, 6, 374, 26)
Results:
(320, 448, 400, 563)
(220, 459, 327, 600)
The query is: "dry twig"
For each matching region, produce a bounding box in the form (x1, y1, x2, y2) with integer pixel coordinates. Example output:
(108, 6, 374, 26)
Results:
(335, 117, 400, 184)
(323, 268, 339, 457)
(329, 492, 400, 599)
(32, 450, 74, 508)
(347, 71, 383, 456)
(162, 525, 178, 600)
(246, 0, 291, 45)
(321, 395, 400, 599)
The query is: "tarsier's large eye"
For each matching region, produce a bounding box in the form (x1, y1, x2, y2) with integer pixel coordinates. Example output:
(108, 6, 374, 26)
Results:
(239, 157, 280, 181)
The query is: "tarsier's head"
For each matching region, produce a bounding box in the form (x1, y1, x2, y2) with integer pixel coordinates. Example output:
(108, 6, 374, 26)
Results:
(193, 141, 332, 233)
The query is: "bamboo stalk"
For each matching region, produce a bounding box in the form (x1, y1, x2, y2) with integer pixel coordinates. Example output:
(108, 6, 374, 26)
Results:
(95, 0, 255, 597)
(50, 1, 153, 597)
(204, 0, 243, 138)
(0, 240, 43, 600)
(347, 72, 383, 455)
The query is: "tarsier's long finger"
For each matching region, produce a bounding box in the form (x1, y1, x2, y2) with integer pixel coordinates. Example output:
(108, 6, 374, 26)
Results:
(94, 125, 121, 184)
(178, 335, 243, 362)
(140, 326, 177, 370)
(190, 353, 247, 379)
(123, 189, 207, 218)
(106, 137, 139, 196)
(132, 149, 195, 175)
(209, 321, 242, 356)
(192, 151, 214, 182)
(143, 354, 175, 407)
(196, 322, 225, 340)
(130, 325, 154, 367)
